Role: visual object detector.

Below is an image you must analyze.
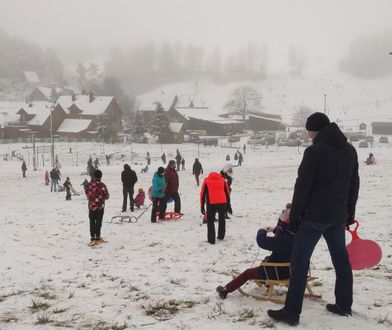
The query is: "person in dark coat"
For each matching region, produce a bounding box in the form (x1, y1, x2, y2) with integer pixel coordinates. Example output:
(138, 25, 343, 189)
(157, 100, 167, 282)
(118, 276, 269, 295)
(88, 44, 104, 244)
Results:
(192, 158, 203, 186)
(121, 164, 138, 212)
(268, 112, 360, 326)
(21, 160, 27, 178)
(161, 153, 166, 164)
(175, 152, 182, 171)
(200, 172, 231, 244)
(217, 204, 294, 299)
(161, 160, 181, 214)
(63, 177, 72, 200)
(50, 168, 61, 192)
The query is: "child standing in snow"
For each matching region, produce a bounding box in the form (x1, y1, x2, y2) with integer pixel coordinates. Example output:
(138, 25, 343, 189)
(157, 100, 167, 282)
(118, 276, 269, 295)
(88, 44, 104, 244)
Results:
(63, 177, 72, 200)
(365, 152, 376, 165)
(216, 203, 294, 299)
(134, 188, 146, 209)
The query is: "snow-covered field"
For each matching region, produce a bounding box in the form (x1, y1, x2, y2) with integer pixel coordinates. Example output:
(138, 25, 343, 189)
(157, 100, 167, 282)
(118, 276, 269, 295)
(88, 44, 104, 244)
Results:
(0, 141, 391, 329)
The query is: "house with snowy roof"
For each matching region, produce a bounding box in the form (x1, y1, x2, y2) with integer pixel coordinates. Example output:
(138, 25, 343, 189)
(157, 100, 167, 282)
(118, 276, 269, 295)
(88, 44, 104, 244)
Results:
(168, 106, 244, 136)
(26, 87, 63, 102)
(220, 110, 284, 131)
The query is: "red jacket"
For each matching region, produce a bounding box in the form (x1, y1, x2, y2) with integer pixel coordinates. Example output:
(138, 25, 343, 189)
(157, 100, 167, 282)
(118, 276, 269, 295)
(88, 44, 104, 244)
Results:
(164, 167, 179, 194)
(200, 172, 230, 206)
(86, 179, 109, 211)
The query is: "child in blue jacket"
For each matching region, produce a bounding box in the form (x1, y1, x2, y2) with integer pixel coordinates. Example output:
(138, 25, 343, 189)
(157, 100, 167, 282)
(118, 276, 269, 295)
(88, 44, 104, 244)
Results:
(217, 203, 294, 299)
(151, 167, 166, 222)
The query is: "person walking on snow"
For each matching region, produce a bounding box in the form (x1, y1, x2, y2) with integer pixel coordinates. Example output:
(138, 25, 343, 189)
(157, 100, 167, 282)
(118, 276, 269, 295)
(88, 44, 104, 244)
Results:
(93, 157, 100, 169)
(267, 112, 359, 326)
(161, 152, 166, 164)
(200, 172, 231, 244)
(44, 170, 50, 185)
(121, 164, 138, 212)
(181, 158, 185, 171)
(151, 167, 166, 222)
(63, 177, 72, 200)
(192, 158, 203, 186)
(21, 160, 27, 178)
(86, 170, 109, 246)
(175, 151, 182, 171)
(161, 160, 182, 215)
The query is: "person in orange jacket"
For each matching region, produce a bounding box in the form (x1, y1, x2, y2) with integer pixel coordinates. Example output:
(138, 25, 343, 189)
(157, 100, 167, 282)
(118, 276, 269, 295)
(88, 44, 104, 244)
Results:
(200, 172, 231, 244)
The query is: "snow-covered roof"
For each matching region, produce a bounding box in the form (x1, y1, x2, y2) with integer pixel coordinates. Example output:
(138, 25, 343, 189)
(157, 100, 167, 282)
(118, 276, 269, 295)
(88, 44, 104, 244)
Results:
(57, 119, 93, 133)
(169, 122, 184, 133)
(19, 102, 52, 126)
(175, 94, 206, 108)
(248, 113, 282, 123)
(175, 107, 243, 125)
(137, 88, 176, 112)
(35, 87, 62, 99)
(56, 95, 113, 115)
(0, 102, 26, 127)
(23, 71, 40, 83)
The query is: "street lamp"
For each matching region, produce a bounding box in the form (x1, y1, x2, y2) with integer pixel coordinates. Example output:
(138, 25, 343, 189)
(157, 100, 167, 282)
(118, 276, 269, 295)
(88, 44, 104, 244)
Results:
(49, 104, 55, 168)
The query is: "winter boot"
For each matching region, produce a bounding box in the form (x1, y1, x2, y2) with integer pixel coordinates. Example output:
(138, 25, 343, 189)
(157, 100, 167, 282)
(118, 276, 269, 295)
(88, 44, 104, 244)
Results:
(267, 308, 299, 326)
(216, 286, 228, 299)
(326, 304, 352, 317)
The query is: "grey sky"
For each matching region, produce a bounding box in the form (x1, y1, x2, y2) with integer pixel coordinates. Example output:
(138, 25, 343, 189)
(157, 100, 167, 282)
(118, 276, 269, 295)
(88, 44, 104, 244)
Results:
(1, 0, 391, 70)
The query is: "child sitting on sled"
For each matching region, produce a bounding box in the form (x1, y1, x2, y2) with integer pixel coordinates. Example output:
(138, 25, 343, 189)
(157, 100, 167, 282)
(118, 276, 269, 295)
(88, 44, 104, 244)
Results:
(134, 188, 146, 209)
(365, 152, 376, 165)
(216, 203, 295, 299)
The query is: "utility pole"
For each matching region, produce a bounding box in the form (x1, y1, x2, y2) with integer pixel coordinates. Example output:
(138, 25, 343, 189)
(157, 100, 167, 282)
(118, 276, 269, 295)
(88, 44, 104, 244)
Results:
(324, 94, 327, 114)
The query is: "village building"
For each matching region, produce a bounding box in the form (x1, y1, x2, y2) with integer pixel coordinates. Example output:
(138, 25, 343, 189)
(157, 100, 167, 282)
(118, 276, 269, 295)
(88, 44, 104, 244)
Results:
(26, 87, 63, 102)
(220, 111, 284, 131)
(371, 122, 392, 135)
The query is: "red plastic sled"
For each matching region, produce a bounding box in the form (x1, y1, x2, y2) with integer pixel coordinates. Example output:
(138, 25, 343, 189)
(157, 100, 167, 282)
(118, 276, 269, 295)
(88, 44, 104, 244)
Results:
(156, 211, 182, 221)
(346, 220, 382, 270)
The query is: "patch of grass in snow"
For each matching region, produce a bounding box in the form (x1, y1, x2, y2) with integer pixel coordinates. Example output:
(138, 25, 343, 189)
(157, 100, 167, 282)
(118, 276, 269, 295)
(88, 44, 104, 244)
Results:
(0, 290, 26, 302)
(35, 313, 53, 325)
(68, 291, 75, 299)
(142, 299, 197, 321)
(0, 312, 18, 323)
(208, 302, 225, 320)
(52, 307, 69, 314)
(233, 308, 257, 323)
(378, 313, 392, 326)
(259, 319, 275, 328)
(38, 291, 57, 299)
(110, 321, 128, 330)
(29, 299, 51, 312)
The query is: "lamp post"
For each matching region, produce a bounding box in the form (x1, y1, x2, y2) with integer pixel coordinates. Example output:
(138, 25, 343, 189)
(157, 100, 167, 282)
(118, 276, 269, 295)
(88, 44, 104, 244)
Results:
(50, 104, 55, 168)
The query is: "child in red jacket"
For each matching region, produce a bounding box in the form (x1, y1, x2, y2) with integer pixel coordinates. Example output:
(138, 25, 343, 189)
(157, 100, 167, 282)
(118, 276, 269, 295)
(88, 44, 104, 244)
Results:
(134, 188, 146, 209)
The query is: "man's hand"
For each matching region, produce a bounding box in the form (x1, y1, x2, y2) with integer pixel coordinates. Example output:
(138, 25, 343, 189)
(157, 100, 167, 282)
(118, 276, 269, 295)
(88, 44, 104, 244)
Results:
(227, 204, 233, 215)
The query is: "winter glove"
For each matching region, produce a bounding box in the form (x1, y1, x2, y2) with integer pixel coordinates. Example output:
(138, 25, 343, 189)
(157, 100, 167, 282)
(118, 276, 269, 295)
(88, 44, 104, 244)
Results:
(201, 205, 205, 215)
(345, 216, 355, 230)
(227, 204, 233, 215)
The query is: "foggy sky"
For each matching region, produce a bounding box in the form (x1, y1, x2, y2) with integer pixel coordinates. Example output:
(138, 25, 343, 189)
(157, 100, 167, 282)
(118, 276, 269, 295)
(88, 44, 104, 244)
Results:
(1, 0, 392, 70)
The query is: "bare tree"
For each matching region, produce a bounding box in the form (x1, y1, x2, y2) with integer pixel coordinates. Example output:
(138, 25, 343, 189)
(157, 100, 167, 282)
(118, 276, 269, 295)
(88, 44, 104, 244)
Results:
(292, 104, 313, 127)
(225, 86, 262, 120)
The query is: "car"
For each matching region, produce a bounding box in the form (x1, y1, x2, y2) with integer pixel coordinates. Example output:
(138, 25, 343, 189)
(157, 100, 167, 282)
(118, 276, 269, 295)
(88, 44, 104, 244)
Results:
(365, 136, 374, 143)
(358, 141, 369, 148)
(228, 135, 241, 143)
(379, 136, 389, 143)
(203, 138, 218, 146)
(287, 139, 302, 147)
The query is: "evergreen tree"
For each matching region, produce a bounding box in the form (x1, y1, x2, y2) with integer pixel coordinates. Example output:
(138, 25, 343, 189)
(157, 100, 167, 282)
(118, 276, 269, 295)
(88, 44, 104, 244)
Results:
(149, 102, 170, 142)
(96, 113, 118, 143)
(123, 111, 147, 142)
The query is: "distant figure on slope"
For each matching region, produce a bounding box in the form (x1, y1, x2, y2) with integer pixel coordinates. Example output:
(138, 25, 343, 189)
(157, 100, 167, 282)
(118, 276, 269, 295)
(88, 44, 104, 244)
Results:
(243, 144, 246, 154)
(181, 158, 185, 171)
(63, 177, 72, 200)
(93, 157, 100, 169)
(365, 152, 376, 165)
(192, 158, 203, 186)
(21, 160, 27, 178)
(86, 170, 109, 246)
(234, 152, 238, 161)
(238, 151, 243, 166)
(175, 151, 182, 171)
(44, 170, 50, 185)
(161, 152, 166, 164)
(225, 154, 230, 161)
(217, 203, 294, 299)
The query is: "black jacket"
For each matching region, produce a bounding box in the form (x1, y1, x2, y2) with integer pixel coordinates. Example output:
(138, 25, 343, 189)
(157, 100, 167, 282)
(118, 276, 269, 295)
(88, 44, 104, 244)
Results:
(121, 164, 138, 189)
(290, 123, 360, 229)
(256, 229, 295, 279)
(220, 171, 232, 191)
(192, 160, 203, 175)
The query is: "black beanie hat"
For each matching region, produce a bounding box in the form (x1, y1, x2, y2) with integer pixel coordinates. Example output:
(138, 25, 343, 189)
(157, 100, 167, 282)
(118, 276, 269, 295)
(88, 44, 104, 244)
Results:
(157, 167, 165, 174)
(305, 112, 330, 131)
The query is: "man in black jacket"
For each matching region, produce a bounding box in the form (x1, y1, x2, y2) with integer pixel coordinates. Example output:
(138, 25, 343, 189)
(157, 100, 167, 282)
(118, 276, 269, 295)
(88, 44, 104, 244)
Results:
(121, 164, 138, 212)
(192, 158, 203, 186)
(268, 113, 360, 326)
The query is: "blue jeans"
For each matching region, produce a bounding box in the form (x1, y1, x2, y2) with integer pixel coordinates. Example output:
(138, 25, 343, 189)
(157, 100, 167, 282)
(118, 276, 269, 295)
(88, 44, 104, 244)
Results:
(284, 222, 353, 318)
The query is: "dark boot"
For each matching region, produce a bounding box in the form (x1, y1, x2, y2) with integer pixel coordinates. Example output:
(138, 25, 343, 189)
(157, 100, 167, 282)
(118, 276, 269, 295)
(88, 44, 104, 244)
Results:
(216, 286, 228, 299)
(267, 308, 299, 326)
(326, 304, 352, 317)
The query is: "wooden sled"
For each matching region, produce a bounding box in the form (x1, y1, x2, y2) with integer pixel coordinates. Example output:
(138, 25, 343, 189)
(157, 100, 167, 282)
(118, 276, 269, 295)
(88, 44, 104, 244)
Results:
(237, 262, 321, 304)
(109, 204, 152, 224)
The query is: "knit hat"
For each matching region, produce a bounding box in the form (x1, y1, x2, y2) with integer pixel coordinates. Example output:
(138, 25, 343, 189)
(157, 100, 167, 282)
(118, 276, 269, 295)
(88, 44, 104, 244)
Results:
(305, 112, 330, 131)
(273, 203, 291, 235)
(138, 188, 144, 193)
(157, 166, 165, 175)
(168, 160, 176, 166)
